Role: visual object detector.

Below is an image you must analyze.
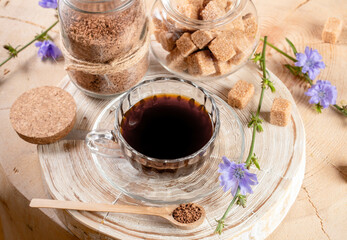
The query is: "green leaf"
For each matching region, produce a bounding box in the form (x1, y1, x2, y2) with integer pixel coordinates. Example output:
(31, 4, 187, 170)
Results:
(236, 195, 247, 208)
(314, 104, 322, 113)
(3, 44, 19, 57)
(285, 38, 298, 55)
(35, 32, 52, 41)
(268, 81, 276, 93)
(251, 154, 261, 170)
(256, 124, 263, 132)
(251, 53, 262, 63)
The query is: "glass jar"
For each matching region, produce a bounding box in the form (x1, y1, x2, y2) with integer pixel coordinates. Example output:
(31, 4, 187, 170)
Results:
(59, 0, 150, 98)
(150, 0, 259, 81)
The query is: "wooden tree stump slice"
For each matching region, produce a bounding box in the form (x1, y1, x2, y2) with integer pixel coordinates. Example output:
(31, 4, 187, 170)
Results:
(37, 61, 305, 239)
(10, 86, 76, 144)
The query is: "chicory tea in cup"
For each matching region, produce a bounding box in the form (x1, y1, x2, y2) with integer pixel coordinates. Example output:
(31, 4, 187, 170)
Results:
(120, 94, 213, 159)
(86, 76, 220, 178)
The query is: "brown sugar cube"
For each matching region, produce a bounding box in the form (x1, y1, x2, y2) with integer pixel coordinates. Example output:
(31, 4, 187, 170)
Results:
(191, 30, 216, 49)
(187, 50, 216, 76)
(243, 13, 257, 39)
(228, 80, 254, 109)
(166, 47, 188, 71)
(270, 98, 292, 127)
(213, 0, 228, 9)
(229, 52, 245, 65)
(214, 60, 233, 75)
(229, 30, 250, 53)
(177, 3, 200, 19)
(154, 30, 162, 42)
(201, 1, 225, 20)
(322, 17, 343, 44)
(231, 17, 245, 32)
(176, 32, 198, 57)
(209, 34, 236, 61)
(159, 32, 179, 51)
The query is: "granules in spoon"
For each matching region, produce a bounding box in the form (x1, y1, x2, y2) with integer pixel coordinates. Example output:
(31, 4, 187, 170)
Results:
(172, 203, 202, 224)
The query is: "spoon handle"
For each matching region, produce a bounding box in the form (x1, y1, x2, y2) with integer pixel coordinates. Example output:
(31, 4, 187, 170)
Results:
(30, 199, 169, 216)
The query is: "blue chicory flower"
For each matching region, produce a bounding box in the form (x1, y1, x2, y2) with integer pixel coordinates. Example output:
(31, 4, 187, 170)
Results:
(295, 46, 325, 80)
(35, 40, 62, 60)
(305, 80, 337, 108)
(218, 157, 258, 196)
(38, 0, 57, 9)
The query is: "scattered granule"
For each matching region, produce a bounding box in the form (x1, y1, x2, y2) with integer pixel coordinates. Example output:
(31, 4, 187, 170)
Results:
(322, 17, 343, 44)
(3, 69, 10, 75)
(159, 31, 179, 51)
(172, 203, 202, 224)
(214, 59, 233, 75)
(200, 0, 225, 20)
(166, 47, 188, 71)
(270, 98, 292, 127)
(228, 80, 254, 109)
(243, 13, 257, 40)
(176, 32, 198, 57)
(187, 50, 216, 76)
(208, 34, 236, 61)
(177, 3, 200, 19)
(191, 30, 216, 49)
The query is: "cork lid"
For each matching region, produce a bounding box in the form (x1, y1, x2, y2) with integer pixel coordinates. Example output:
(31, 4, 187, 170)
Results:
(10, 86, 77, 144)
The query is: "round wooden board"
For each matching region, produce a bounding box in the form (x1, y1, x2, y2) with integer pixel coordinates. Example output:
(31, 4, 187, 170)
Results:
(37, 60, 305, 240)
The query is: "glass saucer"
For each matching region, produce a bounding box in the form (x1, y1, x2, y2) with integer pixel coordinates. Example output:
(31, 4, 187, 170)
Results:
(91, 76, 245, 205)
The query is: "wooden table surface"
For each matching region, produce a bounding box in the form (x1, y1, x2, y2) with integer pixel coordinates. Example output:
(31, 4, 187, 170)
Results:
(0, 0, 346, 239)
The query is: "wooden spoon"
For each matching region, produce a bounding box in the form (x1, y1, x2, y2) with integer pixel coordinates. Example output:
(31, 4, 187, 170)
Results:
(30, 199, 206, 230)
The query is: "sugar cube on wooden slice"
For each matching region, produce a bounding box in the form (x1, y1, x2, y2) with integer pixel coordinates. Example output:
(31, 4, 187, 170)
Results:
(176, 32, 198, 57)
(191, 30, 216, 49)
(228, 80, 254, 109)
(166, 47, 188, 71)
(187, 50, 216, 76)
(270, 98, 292, 127)
(209, 34, 236, 61)
(201, 1, 225, 20)
(322, 17, 343, 44)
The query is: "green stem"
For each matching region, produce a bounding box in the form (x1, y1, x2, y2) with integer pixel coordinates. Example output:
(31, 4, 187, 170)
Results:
(333, 104, 347, 116)
(260, 37, 296, 62)
(0, 20, 59, 68)
(220, 188, 240, 220)
(215, 188, 240, 234)
(245, 36, 268, 167)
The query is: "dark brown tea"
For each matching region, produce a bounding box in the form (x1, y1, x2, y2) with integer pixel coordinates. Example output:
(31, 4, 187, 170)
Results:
(120, 94, 213, 159)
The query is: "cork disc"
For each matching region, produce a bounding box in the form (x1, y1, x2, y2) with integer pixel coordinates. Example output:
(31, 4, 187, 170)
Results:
(10, 86, 76, 144)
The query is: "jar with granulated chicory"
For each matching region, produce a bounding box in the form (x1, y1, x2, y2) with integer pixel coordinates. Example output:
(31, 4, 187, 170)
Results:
(59, 0, 149, 98)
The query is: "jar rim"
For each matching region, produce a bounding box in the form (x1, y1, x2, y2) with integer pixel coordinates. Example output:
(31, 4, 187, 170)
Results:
(160, 0, 249, 28)
(62, 0, 135, 14)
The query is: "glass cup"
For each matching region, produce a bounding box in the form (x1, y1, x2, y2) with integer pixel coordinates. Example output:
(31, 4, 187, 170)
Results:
(86, 76, 220, 178)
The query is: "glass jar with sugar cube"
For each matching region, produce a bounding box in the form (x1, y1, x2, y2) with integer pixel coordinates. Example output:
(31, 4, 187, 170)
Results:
(150, 0, 259, 81)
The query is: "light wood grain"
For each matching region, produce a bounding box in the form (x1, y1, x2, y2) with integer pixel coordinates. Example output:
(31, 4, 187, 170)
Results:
(0, 0, 346, 239)
(37, 60, 305, 239)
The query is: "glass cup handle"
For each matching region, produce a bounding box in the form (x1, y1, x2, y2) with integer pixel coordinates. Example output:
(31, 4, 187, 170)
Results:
(85, 129, 123, 158)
